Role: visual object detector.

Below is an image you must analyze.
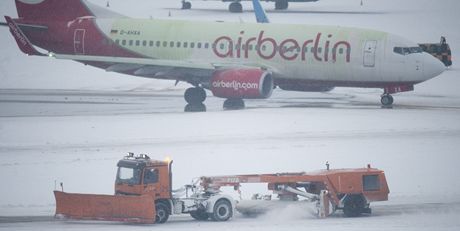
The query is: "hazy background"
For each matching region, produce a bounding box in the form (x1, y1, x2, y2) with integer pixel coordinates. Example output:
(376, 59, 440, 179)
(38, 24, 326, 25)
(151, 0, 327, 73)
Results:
(1, 1, 460, 230)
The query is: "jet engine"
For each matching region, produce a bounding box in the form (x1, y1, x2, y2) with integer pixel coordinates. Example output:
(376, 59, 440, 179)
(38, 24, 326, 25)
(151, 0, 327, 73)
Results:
(210, 69, 274, 99)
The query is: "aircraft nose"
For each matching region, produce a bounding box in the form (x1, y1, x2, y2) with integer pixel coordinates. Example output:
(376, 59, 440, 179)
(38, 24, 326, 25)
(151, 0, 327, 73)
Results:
(423, 53, 446, 80)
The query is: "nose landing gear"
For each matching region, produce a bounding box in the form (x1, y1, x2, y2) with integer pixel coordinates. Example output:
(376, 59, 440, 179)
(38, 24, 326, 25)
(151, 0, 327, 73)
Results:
(380, 94, 394, 106)
(380, 85, 414, 108)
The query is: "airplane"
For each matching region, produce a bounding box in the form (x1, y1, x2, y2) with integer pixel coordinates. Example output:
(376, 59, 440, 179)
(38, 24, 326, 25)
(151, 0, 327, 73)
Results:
(1, 0, 446, 112)
(180, 0, 319, 13)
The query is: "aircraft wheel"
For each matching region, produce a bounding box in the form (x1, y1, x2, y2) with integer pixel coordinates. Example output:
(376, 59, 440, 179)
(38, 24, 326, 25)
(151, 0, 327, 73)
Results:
(343, 194, 366, 217)
(223, 98, 245, 110)
(211, 199, 233, 222)
(380, 94, 394, 106)
(190, 210, 209, 221)
(182, 1, 191, 10)
(184, 87, 206, 105)
(184, 103, 207, 112)
(155, 202, 170, 224)
(275, 0, 289, 10)
(229, 2, 243, 13)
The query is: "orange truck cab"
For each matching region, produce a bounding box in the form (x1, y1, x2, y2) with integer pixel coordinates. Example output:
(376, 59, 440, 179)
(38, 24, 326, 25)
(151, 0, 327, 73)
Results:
(115, 155, 172, 198)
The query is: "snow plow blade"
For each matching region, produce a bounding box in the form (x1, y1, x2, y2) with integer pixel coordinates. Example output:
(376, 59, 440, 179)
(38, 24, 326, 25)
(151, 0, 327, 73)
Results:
(54, 191, 155, 224)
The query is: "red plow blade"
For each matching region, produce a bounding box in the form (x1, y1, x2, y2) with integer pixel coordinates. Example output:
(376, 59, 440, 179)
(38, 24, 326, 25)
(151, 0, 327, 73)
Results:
(54, 191, 155, 224)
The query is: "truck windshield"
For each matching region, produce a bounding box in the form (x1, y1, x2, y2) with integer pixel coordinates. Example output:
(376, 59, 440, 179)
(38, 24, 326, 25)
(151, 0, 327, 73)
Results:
(116, 167, 142, 185)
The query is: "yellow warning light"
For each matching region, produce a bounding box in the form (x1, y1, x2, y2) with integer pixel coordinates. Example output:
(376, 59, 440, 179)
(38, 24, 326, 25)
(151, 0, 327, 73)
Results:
(164, 156, 172, 163)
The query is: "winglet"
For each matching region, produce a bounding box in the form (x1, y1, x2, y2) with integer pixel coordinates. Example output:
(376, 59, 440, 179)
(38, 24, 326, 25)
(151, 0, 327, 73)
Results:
(4, 16, 46, 56)
(252, 0, 270, 23)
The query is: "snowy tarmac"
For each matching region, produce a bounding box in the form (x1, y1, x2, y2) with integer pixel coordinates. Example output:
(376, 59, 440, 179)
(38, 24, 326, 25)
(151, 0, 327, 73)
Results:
(1, 88, 460, 230)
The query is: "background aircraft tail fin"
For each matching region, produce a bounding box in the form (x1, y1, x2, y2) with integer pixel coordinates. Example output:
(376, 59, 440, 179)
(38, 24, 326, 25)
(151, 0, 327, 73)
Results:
(14, 0, 118, 22)
(252, 0, 270, 23)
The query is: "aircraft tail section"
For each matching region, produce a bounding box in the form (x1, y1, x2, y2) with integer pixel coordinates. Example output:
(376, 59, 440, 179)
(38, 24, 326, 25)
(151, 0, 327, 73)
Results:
(15, 0, 124, 22)
(15, 0, 94, 21)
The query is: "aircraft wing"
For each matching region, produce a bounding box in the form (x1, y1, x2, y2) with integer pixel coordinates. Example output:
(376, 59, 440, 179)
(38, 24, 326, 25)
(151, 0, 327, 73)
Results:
(52, 54, 277, 83)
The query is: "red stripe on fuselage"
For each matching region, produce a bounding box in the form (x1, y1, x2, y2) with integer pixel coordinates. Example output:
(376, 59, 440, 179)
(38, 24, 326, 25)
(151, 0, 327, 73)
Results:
(275, 78, 420, 89)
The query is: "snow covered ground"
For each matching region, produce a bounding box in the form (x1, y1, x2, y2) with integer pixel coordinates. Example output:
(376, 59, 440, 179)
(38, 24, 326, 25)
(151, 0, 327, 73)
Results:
(1, 0, 460, 230)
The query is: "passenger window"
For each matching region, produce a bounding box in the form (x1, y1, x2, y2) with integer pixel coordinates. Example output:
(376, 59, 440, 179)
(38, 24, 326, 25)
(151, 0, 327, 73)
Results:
(191, 42, 195, 48)
(115, 39, 120, 45)
(149, 41, 154, 47)
(143, 168, 159, 184)
(135, 40, 140, 46)
(121, 40, 126, 46)
(176, 42, 181, 48)
(129, 40, 133, 46)
(156, 41, 161, 47)
(205, 43, 209, 49)
(197, 42, 202, 49)
(162, 41, 167, 47)
(170, 41, 175, 47)
(142, 40, 146, 46)
(184, 42, 188, 48)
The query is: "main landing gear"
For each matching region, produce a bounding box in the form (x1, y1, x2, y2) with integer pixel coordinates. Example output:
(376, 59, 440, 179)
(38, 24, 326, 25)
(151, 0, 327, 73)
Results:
(184, 87, 206, 112)
(183, 87, 247, 112)
(229, 2, 243, 13)
(223, 98, 245, 110)
(181, 0, 191, 10)
(275, 0, 289, 10)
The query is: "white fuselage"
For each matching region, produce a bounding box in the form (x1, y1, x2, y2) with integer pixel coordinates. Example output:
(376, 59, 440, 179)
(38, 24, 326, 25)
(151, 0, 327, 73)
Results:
(95, 18, 444, 87)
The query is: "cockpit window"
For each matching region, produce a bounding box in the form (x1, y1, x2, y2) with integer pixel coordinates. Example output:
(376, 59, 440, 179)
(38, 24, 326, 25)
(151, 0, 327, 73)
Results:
(393, 46, 423, 55)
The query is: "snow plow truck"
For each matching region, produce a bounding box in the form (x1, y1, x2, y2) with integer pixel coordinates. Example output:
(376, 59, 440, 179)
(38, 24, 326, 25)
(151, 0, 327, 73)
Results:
(54, 153, 389, 224)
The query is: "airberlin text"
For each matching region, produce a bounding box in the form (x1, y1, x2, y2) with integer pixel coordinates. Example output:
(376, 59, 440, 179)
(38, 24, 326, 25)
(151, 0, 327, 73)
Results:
(212, 31, 351, 63)
(212, 80, 258, 91)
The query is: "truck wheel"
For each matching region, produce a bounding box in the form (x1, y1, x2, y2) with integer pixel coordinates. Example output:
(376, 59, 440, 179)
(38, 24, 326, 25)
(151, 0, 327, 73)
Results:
(155, 202, 170, 224)
(343, 194, 366, 217)
(211, 199, 232, 221)
(190, 210, 209, 221)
